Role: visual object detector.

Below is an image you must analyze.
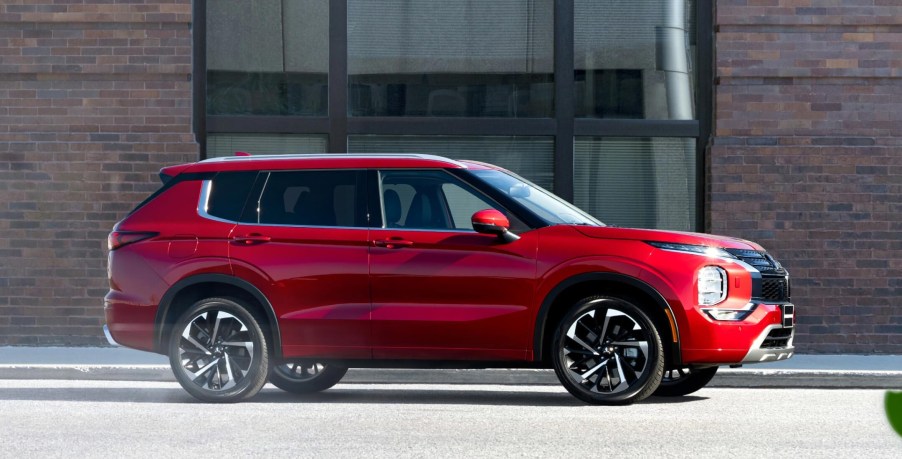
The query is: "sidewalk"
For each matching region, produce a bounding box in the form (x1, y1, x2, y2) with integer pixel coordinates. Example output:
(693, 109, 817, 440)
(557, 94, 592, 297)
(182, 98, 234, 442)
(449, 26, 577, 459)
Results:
(1, 346, 900, 388)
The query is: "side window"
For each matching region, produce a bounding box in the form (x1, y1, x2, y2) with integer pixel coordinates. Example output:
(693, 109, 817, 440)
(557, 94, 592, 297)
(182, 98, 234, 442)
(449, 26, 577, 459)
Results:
(207, 171, 257, 221)
(379, 170, 504, 231)
(441, 182, 498, 230)
(256, 170, 366, 227)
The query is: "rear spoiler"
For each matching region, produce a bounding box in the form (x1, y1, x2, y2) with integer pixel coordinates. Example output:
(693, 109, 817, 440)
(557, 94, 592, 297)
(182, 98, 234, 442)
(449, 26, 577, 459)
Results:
(158, 164, 194, 184)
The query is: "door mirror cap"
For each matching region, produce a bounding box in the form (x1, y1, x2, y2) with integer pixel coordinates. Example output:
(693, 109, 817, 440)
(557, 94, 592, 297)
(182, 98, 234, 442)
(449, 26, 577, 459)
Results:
(471, 209, 519, 243)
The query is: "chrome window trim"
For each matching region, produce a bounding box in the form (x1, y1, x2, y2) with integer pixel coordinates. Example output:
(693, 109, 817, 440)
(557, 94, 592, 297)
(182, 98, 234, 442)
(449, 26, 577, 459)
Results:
(197, 179, 238, 224)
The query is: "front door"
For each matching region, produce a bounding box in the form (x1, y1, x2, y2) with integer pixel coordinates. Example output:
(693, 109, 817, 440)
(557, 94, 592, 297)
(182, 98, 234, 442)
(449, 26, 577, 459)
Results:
(369, 169, 537, 361)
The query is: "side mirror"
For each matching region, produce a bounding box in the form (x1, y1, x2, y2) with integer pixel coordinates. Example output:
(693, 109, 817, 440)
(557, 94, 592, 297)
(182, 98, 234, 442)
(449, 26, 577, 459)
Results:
(471, 209, 520, 243)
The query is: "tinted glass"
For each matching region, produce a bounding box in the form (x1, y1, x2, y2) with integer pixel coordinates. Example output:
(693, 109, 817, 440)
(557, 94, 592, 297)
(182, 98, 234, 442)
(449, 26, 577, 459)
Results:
(348, 0, 554, 117)
(348, 135, 554, 191)
(574, 137, 697, 231)
(207, 171, 258, 221)
(207, 134, 328, 158)
(379, 170, 504, 231)
(206, 0, 328, 116)
(575, 0, 697, 119)
(256, 170, 366, 227)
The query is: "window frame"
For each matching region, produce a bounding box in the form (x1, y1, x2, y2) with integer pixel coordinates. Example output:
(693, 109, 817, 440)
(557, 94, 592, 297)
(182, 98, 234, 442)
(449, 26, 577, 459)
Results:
(195, 0, 713, 231)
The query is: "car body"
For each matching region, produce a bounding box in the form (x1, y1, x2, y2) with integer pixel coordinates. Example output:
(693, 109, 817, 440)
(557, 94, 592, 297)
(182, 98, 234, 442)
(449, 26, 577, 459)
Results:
(105, 154, 795, 403)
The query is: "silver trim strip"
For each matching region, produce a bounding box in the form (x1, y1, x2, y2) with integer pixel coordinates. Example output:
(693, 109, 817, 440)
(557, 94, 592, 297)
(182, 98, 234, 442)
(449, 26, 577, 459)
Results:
(197, 180, 236, 224)
(741, 324, 795, 363)
(103, 324, 120, 347)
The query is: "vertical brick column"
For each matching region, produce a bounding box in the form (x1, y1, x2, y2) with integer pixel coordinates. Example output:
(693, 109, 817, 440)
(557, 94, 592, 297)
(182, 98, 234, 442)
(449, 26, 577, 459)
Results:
(0, 0, 196, 345)
(712, 0, 901, 352)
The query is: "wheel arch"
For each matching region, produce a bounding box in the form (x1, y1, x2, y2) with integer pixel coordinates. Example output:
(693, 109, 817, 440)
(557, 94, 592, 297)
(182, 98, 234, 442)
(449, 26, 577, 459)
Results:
(154, 273, 282, 360)
(533, 272, 681, 367)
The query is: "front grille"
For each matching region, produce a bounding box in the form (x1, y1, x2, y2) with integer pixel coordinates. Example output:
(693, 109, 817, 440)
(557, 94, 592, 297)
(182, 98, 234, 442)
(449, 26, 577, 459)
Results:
(725, 248, 786, 275)
(761, 328, 793, 349)
(761, 277, 790, 302)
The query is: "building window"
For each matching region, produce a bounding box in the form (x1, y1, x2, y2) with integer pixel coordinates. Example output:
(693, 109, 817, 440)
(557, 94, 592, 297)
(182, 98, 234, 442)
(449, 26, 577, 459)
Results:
(207, 134, 328, 158)
(199, 0, 711, 231)
(574, 137, 696, 231)
(206, 0, 329, 116)
(349, 135, 554, 190)
(575, 0, 697, 120)
(347, 0, 554, 117)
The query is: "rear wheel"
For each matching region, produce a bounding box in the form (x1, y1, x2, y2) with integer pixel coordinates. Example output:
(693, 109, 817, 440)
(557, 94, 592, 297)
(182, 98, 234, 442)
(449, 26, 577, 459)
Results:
(168, 297, 269, 403)
(269, 362, 347, 394)
(552, 296, 664, 405)
(654, 366, 718, 397)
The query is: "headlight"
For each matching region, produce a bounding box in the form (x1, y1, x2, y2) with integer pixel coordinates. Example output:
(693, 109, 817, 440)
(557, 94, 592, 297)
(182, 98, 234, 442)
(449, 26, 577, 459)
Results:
(698, 266, 727, 305)
(646, 241, 736, 259)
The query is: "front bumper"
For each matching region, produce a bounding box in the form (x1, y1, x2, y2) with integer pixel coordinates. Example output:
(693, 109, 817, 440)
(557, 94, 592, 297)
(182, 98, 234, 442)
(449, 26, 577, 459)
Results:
(681, 302, 796, 365)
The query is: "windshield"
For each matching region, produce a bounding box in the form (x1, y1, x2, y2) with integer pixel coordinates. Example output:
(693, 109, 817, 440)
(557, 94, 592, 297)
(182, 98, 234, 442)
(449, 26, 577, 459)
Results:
(472, 169, 604, 226)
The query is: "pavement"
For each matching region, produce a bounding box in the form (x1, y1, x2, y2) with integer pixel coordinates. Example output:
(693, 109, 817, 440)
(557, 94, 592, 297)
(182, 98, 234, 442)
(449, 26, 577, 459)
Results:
(0, 346, 900, 388)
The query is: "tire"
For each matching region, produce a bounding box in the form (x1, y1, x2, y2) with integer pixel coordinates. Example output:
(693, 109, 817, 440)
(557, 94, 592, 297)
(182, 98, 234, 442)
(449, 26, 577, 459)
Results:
(654, 366, 718, 397)
(269, 362, 348, 394)
(168, 297, 270, 403)
(551, 296, 664, 405)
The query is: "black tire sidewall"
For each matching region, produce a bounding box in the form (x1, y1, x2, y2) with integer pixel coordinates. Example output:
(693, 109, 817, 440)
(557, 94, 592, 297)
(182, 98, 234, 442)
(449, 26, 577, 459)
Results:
(654, 366, 718, 397)
(168, 297, 270, 403)
(269, 364, 348, 394)
(551, 296, 664, 405)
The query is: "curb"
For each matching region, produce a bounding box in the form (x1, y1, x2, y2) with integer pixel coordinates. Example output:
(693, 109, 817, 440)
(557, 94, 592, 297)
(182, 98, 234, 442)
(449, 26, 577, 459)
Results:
(2, 365, 900, 389)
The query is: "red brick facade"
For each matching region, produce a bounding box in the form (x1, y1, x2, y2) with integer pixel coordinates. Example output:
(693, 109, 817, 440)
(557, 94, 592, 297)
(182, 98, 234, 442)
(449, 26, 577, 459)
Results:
(711, 0, 902, 352)
(0, 0, 196, 344)
(0, 0, 899, 352)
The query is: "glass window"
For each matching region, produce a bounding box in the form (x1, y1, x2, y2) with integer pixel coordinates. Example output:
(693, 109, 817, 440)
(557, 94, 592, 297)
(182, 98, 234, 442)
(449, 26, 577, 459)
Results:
(348, 135, 554, 190)
(348, 0, 554, 117)
(206, 134, 328, 158)
(574, 137, 697, 231)
(379, 170, 503, 231)
(256, 170, 366, 227)
(206, 0, 328, 116)
(575, 0, 697, 120)
(207, 171, 258, 221)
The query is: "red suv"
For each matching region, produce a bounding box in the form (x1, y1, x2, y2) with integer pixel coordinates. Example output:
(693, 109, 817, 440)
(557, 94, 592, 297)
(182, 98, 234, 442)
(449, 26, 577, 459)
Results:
(105, 154, 795, 404)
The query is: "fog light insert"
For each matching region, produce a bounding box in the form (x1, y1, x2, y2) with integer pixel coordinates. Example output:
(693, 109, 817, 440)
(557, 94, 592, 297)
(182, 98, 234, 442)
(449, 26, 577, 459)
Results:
(698, 266, 727, 305)
(702, 306, 757, 322)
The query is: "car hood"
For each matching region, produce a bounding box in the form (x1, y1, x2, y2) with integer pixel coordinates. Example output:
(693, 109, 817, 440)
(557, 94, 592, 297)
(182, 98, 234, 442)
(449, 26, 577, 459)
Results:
(573, 226, 765, 251)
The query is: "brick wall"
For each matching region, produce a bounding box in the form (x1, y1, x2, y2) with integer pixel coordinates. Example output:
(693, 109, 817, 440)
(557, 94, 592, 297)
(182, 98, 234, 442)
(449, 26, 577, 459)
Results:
(0, 0, 196, 345)
(712, 0, 902, 352)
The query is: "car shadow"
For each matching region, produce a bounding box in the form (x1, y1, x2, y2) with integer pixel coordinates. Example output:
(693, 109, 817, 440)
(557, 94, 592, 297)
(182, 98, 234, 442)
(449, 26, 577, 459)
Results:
(0, 385, 709, 406)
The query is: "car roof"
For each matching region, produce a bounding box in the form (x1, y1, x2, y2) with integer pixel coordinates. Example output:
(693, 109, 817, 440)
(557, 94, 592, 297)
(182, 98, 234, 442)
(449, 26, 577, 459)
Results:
(182, 153, 495, 174)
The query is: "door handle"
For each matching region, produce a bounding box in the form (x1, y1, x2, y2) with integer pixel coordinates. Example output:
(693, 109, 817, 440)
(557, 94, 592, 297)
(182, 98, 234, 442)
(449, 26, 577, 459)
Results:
(373, 238, 413, 249)
(232, 234, 271, 245)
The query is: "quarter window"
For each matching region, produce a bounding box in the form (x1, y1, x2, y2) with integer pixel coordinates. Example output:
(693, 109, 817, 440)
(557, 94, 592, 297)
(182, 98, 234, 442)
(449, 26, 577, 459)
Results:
(207, 171, 258, 221)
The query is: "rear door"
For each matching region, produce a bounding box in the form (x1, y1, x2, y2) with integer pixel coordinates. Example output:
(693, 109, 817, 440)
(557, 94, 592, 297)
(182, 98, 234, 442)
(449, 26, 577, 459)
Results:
(229, 169, 372, 359)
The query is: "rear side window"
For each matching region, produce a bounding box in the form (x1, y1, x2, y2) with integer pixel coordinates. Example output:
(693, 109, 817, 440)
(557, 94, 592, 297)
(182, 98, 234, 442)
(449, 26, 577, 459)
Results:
(207, 171, 258, 221)
(255, 170, 367, 227)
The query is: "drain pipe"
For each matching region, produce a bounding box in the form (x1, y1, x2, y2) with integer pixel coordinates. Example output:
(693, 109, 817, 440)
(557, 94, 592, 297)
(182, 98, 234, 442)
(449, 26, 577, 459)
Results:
(656, 0, 693, 120)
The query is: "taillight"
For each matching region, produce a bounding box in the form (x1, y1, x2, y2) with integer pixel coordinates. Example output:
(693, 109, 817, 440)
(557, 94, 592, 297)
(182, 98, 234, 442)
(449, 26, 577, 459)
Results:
(108, 231, 157, 251)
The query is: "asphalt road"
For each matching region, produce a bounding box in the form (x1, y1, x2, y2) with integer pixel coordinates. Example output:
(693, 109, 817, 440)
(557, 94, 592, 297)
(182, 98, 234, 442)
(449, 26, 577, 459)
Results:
(1, 380, 899, 458)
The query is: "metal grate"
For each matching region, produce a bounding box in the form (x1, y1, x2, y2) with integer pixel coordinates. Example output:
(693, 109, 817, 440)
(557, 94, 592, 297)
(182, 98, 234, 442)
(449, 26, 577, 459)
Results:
(761, 277, 790, 302)
(725, 248, 785, 275)
(761, 328, 793, 349)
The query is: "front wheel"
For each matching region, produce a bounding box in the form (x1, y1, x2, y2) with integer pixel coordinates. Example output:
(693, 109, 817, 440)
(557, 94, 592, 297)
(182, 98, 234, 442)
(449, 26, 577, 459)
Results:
(654, 366, 718, 397)
(168, 297, 270, 403)
(269, 362, 347, 394)
(552, 296, 664, 405)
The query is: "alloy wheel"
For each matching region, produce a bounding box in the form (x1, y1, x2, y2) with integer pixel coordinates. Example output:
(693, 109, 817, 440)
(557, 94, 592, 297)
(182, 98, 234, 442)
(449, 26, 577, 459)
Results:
(557, 301, 656, 398)
(177, 310, 255, 391)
